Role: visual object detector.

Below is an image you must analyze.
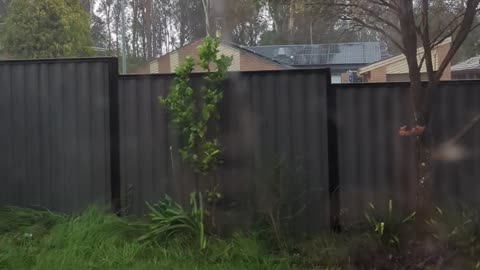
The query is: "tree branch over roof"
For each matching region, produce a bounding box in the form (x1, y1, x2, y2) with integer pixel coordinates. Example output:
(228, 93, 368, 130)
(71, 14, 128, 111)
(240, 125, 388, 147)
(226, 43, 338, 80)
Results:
(313, 0, 480, 81)
(310, 0, 404, 51)
(435, 0, 480, 80)
(343, 16, 405, 52)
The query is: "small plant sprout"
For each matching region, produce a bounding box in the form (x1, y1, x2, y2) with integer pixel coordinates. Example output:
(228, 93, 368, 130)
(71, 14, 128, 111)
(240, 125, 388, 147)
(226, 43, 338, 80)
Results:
(364, 200, 415, 249)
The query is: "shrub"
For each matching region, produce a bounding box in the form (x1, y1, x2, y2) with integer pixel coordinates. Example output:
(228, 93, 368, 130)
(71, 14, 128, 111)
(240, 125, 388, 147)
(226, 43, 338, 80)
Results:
(139, 194, 206, 250)
(364, 200, 415, 249)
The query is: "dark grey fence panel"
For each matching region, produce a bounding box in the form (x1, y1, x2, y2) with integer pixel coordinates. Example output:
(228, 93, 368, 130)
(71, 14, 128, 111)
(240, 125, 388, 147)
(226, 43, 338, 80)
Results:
(0, 58, 117, 212)
(3, 56, 480, 233)
(118, 75, 181, 215)
(430, 82, 480, 208)
(118, 70, 332, 233)
(334, 82, 480, 223)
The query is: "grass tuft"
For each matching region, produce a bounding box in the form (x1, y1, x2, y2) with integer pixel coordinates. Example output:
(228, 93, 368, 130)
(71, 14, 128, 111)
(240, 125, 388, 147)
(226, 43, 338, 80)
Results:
(0, 206, 296, 270)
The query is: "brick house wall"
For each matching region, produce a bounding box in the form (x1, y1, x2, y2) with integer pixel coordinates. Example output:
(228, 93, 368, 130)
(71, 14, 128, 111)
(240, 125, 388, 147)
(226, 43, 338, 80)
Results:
(239, 51, 284, 71)
(367, 66, 388, 83)
(437, 43, 451, 80)
(359, 43, 452, 83)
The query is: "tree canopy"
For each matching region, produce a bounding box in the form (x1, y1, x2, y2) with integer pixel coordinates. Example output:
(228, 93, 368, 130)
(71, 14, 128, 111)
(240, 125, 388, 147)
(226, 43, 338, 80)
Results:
(4, 0, 476, 69)
(2, 0, 93, 59)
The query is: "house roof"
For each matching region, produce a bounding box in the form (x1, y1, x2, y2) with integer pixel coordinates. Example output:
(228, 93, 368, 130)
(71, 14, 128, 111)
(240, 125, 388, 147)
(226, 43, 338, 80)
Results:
(223, 41, 288, 69)
(359, 37, 452, 75)
(148, 39, 287, 69)
(451, 55, 480, 72)
(245, 42, 388, 66)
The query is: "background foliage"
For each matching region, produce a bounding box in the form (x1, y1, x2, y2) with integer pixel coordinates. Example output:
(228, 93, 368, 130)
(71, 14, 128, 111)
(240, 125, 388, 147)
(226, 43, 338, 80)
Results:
(2, 0, 477, 66)
(2, 0, 93, 59)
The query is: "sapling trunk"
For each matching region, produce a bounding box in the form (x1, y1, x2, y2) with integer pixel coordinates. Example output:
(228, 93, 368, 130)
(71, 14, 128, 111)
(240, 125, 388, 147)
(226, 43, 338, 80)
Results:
(415, 134, 433, 240)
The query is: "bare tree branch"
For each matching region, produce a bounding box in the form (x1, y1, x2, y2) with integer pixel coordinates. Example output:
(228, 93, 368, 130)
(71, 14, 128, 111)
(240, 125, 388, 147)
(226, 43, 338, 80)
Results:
(428, 10, 466, 47)
(447, 114, 480, 145)
(421, 0, 435, 81)
(341, 16, 405, 52)
(435, 0, 480, 81)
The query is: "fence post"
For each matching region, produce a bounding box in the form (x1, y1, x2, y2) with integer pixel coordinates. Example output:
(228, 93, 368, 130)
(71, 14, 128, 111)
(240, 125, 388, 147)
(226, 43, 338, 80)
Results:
(326, 71, 341, 232)
(108, 59, 121, 214)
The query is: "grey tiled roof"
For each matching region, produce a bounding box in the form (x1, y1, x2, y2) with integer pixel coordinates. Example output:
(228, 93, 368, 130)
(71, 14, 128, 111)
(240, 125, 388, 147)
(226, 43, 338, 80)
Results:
(245, 42, 386, 66)
(452, 56, 480, 71)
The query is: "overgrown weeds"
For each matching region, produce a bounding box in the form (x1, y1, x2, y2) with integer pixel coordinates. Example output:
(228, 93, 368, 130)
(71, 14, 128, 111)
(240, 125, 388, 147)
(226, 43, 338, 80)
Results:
(0, 206, 64, 234)
(364, 200, 415, 249)
(0, 206, 295, 270)
(4, 202, 480, 270)
(297, 203, 480, 270)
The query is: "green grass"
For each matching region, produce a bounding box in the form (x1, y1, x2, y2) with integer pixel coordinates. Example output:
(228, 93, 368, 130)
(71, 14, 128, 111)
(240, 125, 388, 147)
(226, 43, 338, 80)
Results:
(0, 206, 297, 270)
(3, 205, 480, 269)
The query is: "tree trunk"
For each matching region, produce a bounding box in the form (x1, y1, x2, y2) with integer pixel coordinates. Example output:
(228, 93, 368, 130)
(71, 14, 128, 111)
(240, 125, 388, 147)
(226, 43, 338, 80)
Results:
(309, 18, 314, 45)
(414, 81, 439, 246)
(132, 0, 138, 58)
(408, 82, 439, 252)
(114, 7, 120, 55)
(397, 1, 435, 241)
(104, 2, 112, 52)
(415, 132, 433, 240)
(408, 81, 435, 245)
(179, 3, 186, 47)
(287, 0, 296, 43)
(202, 0, 210, 36)
(145, 0, 153, 60)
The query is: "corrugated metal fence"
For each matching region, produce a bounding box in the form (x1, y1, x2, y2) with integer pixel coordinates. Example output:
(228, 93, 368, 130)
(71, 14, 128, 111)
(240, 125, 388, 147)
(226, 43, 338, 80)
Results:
(0, 58, 118, 212)
(1, 57, 480, 232)
(334, 82, 480, 222)
(118, 70, 332, 233)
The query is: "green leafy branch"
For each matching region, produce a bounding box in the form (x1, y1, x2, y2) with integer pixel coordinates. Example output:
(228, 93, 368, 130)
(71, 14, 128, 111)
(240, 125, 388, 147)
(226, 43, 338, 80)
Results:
(160, 36, 232, 176)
